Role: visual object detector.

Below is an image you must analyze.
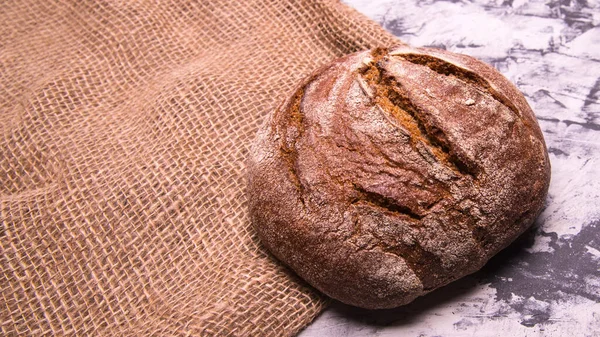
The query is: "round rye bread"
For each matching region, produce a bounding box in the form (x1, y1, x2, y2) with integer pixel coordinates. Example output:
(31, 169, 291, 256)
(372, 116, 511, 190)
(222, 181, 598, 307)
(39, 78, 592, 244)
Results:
(247, 46, 551, 309)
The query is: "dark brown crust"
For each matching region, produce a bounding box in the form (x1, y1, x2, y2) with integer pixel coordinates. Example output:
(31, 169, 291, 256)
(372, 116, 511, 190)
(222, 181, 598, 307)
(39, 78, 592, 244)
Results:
(247, 46, 551, 309)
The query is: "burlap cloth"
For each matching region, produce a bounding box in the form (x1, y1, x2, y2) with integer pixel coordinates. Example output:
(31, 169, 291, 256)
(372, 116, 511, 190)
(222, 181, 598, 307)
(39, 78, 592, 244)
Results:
(0, 1, 398, 335)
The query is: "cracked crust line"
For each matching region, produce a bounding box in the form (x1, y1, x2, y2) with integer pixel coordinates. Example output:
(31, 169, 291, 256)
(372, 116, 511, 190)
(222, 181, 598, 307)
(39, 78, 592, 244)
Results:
(393, 52, 532, 130)
(358, 50, 480, 179)
(351, 184, 423, 221)
(276, 86, 307, 206)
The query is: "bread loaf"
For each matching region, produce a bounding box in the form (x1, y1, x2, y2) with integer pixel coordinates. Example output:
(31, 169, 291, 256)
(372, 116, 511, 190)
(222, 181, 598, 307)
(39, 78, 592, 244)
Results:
(247, 46, 551, 309)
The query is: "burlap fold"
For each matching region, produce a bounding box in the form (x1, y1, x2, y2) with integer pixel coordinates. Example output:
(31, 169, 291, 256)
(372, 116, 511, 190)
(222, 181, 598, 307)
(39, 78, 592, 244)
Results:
(1, 0, 398, 335)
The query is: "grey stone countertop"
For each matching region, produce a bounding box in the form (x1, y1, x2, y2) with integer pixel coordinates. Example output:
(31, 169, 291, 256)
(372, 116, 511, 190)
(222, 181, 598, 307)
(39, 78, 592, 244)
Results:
(300, 0, 600, 336)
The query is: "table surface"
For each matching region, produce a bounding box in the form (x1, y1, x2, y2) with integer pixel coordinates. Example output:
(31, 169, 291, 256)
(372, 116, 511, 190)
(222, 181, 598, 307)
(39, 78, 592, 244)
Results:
(300, 0, 600, 336)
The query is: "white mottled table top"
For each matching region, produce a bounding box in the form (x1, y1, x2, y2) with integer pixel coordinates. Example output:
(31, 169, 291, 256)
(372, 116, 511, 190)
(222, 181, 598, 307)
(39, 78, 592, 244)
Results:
(300, 0, 600, 336)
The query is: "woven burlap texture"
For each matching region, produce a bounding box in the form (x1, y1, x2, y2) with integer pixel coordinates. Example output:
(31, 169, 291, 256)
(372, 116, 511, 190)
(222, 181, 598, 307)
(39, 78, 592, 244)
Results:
(0, 0, 398, 335)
